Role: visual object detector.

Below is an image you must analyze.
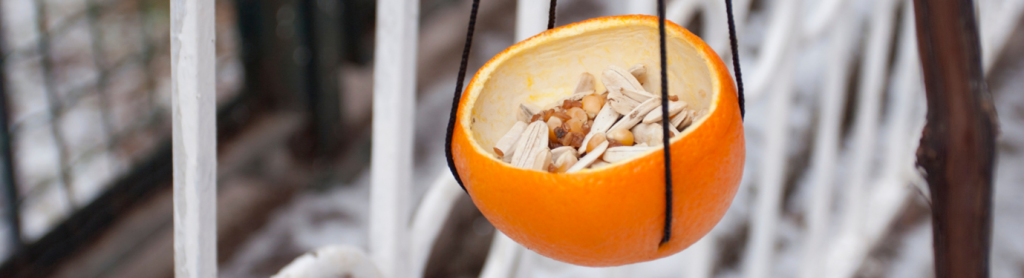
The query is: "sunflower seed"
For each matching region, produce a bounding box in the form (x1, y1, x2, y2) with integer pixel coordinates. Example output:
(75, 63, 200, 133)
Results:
(577, 104, 620, 153)
(607, 88, 641, 114)
(635, 121, 679, 146)
(603, 146, 653, 163)
(567, 141, 609, 173)
(602, 65, 644, 93)
(518, 103, 542, 122)
(511, 121, 548, 168)
(494, 121, 528, 161)
(608, 97, 662, 132)
(591, 160, 611, 169)
(631, 123, 659, 146)
(551, 146, 577, 158)
(574, 72, 595, 94)
(629, 64, 647, 84)
(532, 148, 552, 171)
(670, 110, 689, 129)
(553, 151, 578, 172)
(642, 100, 688, 124)
(620, 87, 655, 102)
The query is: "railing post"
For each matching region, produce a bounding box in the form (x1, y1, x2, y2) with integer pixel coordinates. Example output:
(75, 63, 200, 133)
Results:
(626, 0, 657, 15)
(842, 0, 897, 236)
(516, 0, 549, 41)
(171, 0, 218, 277)
(370, 0, 418, 277)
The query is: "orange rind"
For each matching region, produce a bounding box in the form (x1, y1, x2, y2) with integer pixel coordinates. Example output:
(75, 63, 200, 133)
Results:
(451, 15, 744, 266)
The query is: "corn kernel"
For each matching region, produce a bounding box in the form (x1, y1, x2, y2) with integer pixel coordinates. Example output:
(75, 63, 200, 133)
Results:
(582, 95, 605, 118)
(607, 128, 634, 146)
(587, 133, 607, 153)
(567, 108, 588, 123)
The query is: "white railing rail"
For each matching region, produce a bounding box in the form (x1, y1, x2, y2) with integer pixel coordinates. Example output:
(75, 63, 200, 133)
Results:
(368, 0, 419, 277)
(798, 4, 857, 278)
(409, 174, 465, 276)
(272, 246, 382, 278)
(171, 0, 218, 277)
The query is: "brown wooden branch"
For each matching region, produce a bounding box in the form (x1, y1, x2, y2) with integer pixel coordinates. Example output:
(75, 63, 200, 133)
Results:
(912, 0, 998, 277)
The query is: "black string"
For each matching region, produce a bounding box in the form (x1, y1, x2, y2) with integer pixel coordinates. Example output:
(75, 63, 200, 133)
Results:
(444, 0, 744, 250)
(657, 0, 674, 246)
(548, 0, 557, 29)
(444, 0, 481, 192)
(445, 0, 559, 192)
(725, 0, 745, 119)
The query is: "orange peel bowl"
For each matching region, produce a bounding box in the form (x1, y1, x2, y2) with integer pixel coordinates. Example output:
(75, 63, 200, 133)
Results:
(450, 15, 745, 266)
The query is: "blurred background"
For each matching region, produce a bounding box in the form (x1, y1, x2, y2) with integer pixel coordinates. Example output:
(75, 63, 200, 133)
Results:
(0, 0, 1020, 277)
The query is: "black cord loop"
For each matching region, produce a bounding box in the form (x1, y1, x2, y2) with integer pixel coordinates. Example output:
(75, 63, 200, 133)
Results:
(658, 0, 745, 245)
(725, 0, 746, 119)
(444, 0, 481, 192)
(444, 0, 558, 192)
(548, 0, 558, 29)
(656, 0, 674, 246)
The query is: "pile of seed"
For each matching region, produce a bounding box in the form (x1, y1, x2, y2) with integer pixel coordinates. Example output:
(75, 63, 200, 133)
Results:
(493, 64, 703, 173)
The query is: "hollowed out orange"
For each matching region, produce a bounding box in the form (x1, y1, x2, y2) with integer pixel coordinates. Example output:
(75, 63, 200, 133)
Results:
(450, 15, 744, 266)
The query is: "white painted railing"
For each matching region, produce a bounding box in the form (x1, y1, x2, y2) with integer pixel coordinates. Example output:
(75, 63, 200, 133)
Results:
(171, 0, 218, 277)
(170, 0, 1023, 277)
(799, 6, 856, 278)
(369, 0, 419, 277)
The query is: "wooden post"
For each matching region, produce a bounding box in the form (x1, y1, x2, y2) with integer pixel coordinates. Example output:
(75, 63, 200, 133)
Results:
(912, 0, 997, 277)
(370, 0, 417, 277)
(172, 0, 217, 277)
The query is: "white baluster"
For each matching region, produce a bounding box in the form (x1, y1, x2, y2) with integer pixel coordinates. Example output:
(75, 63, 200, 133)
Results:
(824, 3, 919, 277)
(171, 0, 217, 276)
(273, 246, 383, 278)
(627, 0, 657, 15)
(516, 0, 550, 41)
(799, 5, 857, 278)
(410, 173, 463, 277)
(744, 0, 798, 100)
(480, 233, 524, 278)
(841, 0, 898, 237)
(744, 47, 795, 278)
(681, 235, 715, 278)
(371, 0, 419, 276)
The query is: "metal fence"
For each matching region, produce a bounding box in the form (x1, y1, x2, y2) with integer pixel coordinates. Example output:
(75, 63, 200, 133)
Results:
(0, 0, 242, 261)
(0, 0, 370, 275)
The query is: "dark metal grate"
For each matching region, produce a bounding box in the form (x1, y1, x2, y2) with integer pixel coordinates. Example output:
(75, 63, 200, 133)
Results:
(0, 0, 242, 260)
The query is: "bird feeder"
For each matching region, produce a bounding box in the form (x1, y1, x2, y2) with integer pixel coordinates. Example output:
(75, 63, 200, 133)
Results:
(449, 15, 745, 266)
